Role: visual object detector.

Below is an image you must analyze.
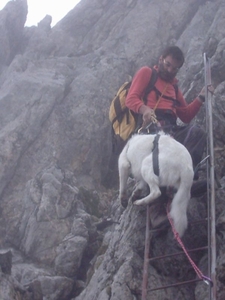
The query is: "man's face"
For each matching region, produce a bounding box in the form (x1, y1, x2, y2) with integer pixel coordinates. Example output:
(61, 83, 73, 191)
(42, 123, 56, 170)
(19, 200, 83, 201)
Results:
(158, 55, 181, 82)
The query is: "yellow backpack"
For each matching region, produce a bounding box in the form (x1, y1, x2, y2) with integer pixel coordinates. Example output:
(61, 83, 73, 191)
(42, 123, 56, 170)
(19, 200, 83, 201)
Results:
(109, 81, 135, 141)
(109, 69, 158, 153)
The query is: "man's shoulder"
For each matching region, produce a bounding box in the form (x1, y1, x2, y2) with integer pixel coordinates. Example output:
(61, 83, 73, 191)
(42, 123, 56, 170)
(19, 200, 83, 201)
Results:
(135, 66, 154, 79)
(138, 66, 152, 73)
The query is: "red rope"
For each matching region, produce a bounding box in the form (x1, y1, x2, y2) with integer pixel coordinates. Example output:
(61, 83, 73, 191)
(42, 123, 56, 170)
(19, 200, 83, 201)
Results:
(166, 203, 213, 286)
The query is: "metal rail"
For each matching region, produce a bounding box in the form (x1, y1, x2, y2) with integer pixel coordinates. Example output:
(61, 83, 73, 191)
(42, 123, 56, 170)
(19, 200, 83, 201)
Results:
(141, 205, 151, 300)
(204, 53, 217, 300)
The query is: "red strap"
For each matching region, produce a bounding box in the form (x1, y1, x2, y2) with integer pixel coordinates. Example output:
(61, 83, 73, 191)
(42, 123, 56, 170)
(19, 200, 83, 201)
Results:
(166, 202, 212, 286)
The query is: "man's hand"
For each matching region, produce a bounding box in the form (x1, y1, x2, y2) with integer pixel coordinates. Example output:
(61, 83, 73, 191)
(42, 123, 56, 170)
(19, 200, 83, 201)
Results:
(139, 105, 157, 127)
(198, 85, 215, 103)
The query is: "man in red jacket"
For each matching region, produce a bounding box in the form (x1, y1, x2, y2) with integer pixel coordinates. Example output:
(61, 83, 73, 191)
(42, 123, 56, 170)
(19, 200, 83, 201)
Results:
(126, 45, 208, 179)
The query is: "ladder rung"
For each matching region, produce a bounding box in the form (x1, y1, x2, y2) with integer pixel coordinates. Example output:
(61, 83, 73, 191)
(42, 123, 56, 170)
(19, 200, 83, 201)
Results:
(149, 218, 208, 233)
(149, 246, 208, 262)
(148, 278, 204, 292)
(189, 218, 209, 225)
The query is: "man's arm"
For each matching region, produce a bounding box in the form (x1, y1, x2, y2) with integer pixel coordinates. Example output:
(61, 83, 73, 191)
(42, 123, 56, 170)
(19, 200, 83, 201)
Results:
(176, 85, 214, 123)
(126, 66, 157, 126)
(125, 66, 152, 113)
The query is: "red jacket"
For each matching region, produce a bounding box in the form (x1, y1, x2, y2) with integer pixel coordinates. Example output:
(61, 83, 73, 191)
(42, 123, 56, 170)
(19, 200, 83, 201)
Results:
(125, 66, 202, 123)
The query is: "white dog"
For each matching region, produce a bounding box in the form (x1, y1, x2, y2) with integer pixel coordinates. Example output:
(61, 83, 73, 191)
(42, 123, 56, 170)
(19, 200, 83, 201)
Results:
(118, 133, 194, 237)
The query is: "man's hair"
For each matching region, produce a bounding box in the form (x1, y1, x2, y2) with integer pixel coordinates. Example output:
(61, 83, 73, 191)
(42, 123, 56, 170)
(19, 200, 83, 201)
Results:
(161, 46, 185, 67)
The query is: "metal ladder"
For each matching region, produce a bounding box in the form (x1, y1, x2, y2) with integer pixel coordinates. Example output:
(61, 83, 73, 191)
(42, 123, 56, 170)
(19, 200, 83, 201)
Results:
(141, 54, 217, 300)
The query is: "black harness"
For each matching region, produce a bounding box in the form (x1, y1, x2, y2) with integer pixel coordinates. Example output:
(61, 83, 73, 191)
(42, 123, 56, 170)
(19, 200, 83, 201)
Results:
(153, 86, 180, 107)
(152, 134, 160, 176)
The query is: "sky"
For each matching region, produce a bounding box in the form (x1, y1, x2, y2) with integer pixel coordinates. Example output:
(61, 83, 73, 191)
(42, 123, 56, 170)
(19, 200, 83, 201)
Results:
(0, 0, 81, 26)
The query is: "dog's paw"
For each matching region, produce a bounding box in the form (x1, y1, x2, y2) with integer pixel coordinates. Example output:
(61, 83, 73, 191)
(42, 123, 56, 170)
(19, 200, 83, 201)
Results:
(120, 196, 128, 208)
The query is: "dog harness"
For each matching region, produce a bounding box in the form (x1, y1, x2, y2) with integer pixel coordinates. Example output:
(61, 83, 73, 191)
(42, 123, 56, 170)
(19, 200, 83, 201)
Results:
(152, 134, 160, 176)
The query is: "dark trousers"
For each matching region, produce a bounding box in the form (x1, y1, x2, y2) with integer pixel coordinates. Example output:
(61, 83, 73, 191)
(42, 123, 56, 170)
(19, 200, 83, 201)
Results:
(172, 124, 206, 171)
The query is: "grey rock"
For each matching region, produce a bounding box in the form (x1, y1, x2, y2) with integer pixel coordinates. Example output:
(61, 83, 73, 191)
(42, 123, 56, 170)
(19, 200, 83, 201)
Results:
(0, 0, 224, 299)
(0, 250, 12, 274)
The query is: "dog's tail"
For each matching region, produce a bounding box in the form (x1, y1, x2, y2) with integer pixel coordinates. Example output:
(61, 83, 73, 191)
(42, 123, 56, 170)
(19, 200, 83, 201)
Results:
(169, 168, 193, 237)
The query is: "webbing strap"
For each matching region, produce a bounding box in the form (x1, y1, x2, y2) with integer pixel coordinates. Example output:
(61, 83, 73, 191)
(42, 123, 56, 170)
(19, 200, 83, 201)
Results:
(167, 202, 213, 286)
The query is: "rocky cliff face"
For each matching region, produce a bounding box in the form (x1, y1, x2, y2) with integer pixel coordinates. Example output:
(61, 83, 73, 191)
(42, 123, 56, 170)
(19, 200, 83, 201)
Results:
(0, 0, 225, 299)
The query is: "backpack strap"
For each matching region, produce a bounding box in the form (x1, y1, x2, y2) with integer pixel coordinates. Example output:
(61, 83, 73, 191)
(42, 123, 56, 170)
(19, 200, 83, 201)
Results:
(173, 83, 178, 99)
(142, 68, 158, 104)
